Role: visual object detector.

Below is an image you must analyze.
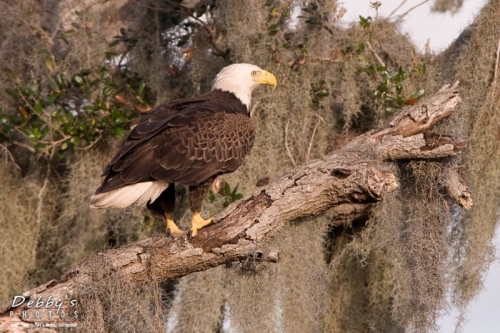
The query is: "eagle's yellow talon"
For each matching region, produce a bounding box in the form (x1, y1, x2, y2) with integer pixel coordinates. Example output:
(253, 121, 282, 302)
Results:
(166, 217, 184, 236)
(189, 212, 213, 238)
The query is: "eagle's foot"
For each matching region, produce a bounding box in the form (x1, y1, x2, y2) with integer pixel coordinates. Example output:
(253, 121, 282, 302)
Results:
(166, 218, 185, 237)
(189, 212, 213, 238)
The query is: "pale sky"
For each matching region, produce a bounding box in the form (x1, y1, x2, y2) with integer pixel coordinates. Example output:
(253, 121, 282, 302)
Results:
(341, 1, 500, 332)
(341, 0, 486, 52)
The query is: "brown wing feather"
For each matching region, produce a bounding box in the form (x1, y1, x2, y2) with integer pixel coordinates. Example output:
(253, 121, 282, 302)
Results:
(95, 91, 254, 194)
(103, 95, 209, 174)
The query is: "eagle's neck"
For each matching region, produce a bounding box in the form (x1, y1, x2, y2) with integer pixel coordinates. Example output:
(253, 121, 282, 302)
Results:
(209, 90, 249, 115)
(211, 77, 253, 111)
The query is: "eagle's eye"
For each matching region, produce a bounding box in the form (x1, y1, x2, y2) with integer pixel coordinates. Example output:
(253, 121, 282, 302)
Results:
(251, 71, 257, 77)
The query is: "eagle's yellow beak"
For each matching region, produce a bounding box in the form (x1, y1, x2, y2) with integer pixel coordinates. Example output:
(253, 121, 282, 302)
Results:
(257, 70, 277, 90)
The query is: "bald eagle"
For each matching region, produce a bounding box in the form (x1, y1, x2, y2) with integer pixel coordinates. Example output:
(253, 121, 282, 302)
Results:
(91, 63, 277, 237)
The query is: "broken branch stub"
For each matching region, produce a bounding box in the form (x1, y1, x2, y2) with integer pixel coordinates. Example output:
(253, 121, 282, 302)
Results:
(373, 81, 461, 140)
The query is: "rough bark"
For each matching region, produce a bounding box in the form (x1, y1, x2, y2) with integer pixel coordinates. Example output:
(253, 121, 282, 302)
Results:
(443, 169, 473, 209)
(0, 82, 470, 331)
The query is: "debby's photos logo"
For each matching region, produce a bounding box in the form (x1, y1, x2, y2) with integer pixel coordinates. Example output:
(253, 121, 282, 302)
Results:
(9, 295, 79, 328)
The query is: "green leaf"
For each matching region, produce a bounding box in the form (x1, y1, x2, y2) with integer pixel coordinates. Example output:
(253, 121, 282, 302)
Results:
(33, 102, 43, 114)
(41, 126, 50, 138)
(105, 51, 118, 59)
(70, 137, 80, 145)
(359, 66, 375, 75)
(108, 40, 120, 47)
(301, 7, 313, 14)
(79, 69, 91, 76)
(412, 89, 425, 99)
(112, 126, 124, 137)
(55, 74, 66, 88)
(103, 85, 114, 97)
(47, 91, 60, 104)
(359, 15, 372, 29)
(224, 182, 231, 196)
(44, 58, 55, 73)
(34, 143, 45, 153)
(268, 24, 280, 31)
(58, 34, 69, 44)
(323, 25, 334, 35)
(231, 184, 239, 195)
(33, 127, 42, 139)
(356, 43, 365, 54)
(20, 83, 34, 97)
(127, 38, 138, 47)
(72, 75, 84, 86)
(111, 109, 125, 123)
(137, 80, 145, 96)
(315, 89, 329, 98)
(5, 88, 17, 97)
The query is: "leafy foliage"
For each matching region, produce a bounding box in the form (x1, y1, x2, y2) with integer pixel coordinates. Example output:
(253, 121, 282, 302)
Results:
(356, 15, 427, 113)
(208, 181, 243, 207)
(0, 26, 152, 159)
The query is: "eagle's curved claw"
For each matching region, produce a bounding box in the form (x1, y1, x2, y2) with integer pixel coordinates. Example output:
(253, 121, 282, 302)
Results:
(189, 212, 213, 238)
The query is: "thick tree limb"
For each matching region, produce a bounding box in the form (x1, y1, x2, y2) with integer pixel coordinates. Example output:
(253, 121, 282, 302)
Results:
(0, 82, 470, 331)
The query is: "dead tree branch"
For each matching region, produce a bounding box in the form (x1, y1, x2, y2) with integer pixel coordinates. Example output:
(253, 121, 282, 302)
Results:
(0, 82, 469, 331)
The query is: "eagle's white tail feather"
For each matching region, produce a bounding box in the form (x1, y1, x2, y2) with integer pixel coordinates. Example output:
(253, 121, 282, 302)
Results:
(90, 181, 169, 209)
(136, 181, 170, 206)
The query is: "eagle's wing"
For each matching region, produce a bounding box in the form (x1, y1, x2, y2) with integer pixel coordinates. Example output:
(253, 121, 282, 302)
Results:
(102, 96, 208, 174)
(96, 99, 255, 194)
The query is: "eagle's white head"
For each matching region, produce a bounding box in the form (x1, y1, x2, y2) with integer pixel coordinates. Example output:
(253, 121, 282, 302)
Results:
(212, 63, 277, 110)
